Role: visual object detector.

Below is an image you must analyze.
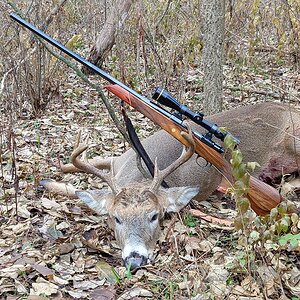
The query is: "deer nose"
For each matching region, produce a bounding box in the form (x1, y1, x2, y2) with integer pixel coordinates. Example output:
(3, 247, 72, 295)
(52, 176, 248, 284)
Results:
(124, 252, 148, 269)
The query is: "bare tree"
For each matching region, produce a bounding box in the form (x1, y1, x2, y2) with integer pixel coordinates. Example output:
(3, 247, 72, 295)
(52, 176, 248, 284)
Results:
(202, 0, 225, 114)
(83, 0, 134, 73)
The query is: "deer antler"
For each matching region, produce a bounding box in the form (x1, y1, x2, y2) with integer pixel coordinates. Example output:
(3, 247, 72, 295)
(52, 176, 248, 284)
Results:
(70, 133, 120, 195)
(150, 123, 195, 192)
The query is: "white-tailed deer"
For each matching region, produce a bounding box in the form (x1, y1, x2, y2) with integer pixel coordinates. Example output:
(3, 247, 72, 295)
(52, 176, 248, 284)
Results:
(41, 125, 199, 269)
(40, 102, 300, 268)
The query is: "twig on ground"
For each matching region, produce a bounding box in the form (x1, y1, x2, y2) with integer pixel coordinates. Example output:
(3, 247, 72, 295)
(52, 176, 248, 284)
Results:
(189, 208, 234, 228)
(224, 85, 282, 99)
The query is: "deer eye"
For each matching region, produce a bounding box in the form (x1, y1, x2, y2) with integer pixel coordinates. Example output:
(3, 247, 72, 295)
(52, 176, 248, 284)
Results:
(150, 213, 158, 223)
(114, 216, 122, 225)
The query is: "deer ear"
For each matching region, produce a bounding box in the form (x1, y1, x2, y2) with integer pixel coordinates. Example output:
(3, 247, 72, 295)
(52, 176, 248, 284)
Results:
(75, 190, 113, 215)
(165, 187, 200, 213)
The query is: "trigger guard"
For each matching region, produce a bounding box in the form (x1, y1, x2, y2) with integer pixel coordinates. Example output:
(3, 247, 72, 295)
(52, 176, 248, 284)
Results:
(196, 155, 211, 168)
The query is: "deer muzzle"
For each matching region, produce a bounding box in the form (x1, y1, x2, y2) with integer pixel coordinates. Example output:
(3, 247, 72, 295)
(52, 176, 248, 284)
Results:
(122, 240, 153, 269)
(123, 251, 149, 269)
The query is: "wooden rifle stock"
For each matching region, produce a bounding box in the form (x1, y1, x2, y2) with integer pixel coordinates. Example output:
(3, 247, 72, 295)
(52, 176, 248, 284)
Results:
(106, 84, 283, 216)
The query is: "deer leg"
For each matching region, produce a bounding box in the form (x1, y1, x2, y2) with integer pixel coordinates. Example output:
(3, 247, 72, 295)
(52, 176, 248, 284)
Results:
(39, 179, 78, 198)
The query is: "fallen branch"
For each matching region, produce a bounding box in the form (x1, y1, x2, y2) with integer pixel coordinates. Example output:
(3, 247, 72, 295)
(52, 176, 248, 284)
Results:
(189, 208, 234, 227)
(224, 85, 282, 99)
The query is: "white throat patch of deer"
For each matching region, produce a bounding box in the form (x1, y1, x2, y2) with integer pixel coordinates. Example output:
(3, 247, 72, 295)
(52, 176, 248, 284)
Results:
(40, 124, 199, 269)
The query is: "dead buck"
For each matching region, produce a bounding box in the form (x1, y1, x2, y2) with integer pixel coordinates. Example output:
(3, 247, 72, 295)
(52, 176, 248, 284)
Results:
(41, 125, 198, 269)
(41, 102, 300, 268)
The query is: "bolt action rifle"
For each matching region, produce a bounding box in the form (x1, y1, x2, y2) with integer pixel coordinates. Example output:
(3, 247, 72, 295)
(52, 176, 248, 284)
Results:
(10, 12, 284, 216)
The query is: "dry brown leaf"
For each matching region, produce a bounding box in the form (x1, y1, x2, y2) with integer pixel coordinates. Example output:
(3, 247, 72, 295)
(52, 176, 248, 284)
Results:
(282, 267, 300, 296)
(67, 289, 89, 298)
(95, 260, 118, 284)
(257, 265, 279, 297)
(58, 242, 75, 255)
(280, 176, 300, 198)
(15, 279, 28, 294)
(3, 222, 30, 235)
(41, 198, 61, 210)
(30, 281, 59, 296)
(73, 279, 104, 290)
(0, 265, 27, 279)
(51, 274, 69, 285)
(90, 286, 116, 300)
(32, 264, 54, 277)
(117, 287, 153, 299)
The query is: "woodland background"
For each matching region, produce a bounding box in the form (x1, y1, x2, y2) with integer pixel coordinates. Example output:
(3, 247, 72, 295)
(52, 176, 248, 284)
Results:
(1, 0, 300, 299)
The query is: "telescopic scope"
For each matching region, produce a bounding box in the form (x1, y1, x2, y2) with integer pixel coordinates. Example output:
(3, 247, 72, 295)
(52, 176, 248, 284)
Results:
(152, 87, 203, 123)
(152, 87, 231, 142)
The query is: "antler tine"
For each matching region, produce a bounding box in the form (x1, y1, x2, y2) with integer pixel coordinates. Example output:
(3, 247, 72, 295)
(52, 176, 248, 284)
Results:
(150, 123, 195, 192)
(70, 140, 120, 195)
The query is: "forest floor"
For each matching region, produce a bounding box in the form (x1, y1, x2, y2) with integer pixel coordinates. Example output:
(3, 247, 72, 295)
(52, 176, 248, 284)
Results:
(1, 57, 300, 300)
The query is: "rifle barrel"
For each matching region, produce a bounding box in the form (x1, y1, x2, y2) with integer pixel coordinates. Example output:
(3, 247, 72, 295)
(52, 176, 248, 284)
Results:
(10, 12, 150, 104)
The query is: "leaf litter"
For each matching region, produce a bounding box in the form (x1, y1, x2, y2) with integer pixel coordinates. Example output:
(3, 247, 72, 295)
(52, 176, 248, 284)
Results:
(1, 62, 300, 299)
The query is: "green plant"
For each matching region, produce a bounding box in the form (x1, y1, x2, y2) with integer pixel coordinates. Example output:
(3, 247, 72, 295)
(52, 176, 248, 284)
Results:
(166, 281, 178, 300)
(278, 233, 300, 249)
(224, 134, 260, 272)
(111, 267, 122, 285)
(150, 280, 178, 300)
(224, 134, 300, 277)
(252, 203, 300, 252)
(183, 212, 199, 228)
(224, 134, 258, 231)
(125, 262, 133, 279)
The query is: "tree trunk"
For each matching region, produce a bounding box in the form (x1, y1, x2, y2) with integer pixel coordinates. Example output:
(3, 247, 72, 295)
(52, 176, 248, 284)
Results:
(202, 0, 225, 115)
(83, 0, 134, 74)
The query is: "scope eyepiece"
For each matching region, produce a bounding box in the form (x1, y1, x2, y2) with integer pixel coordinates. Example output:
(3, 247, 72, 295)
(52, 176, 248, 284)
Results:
(152, 87, 181, 111)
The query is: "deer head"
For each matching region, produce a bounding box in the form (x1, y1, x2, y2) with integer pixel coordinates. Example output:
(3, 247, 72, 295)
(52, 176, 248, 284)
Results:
(76, 183, 198, 269)
(41, 126, 199, 269)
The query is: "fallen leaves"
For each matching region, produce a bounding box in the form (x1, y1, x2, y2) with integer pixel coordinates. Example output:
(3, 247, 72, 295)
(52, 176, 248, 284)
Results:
(1, 60, 300, 300)
(118, 287, 153, 299)
(96, 260, 119, 284)
(31, 280, 59, 297)
(89, 286, 116, 300)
